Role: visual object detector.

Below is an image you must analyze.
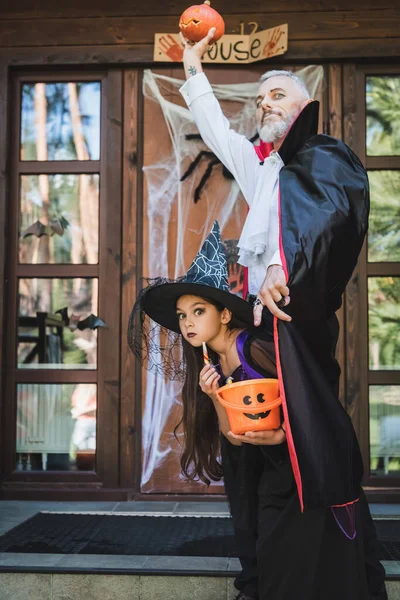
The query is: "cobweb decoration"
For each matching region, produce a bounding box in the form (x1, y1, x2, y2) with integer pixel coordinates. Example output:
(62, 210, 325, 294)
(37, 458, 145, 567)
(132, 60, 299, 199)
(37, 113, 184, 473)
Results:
(127, 277, 186, 381)
(139, 66, 324, 491)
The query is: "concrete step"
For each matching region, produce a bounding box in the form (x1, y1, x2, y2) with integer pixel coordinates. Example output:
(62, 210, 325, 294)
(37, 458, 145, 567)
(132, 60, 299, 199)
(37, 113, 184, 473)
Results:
(0, 569, 399, 600)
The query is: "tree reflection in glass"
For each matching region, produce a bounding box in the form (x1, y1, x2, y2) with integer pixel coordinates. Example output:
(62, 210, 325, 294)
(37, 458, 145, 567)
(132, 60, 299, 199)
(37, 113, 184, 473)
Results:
(17, 278, 98, 369)
(367, 76, 400, 156)
(368, 277, 400, 370)
(368, 171, 400, 263)
(19, 174, 99, 264)
(21, 82, 101, 161)
(369, 385, 400, 475)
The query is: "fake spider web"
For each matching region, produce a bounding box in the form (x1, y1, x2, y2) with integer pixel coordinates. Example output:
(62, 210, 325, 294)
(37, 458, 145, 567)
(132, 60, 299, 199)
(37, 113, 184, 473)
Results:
(140, 66, 324, 492)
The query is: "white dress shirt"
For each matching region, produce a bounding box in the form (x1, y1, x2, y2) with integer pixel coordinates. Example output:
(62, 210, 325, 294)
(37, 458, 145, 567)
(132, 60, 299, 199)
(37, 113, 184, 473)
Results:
(179, 72, 283, 296)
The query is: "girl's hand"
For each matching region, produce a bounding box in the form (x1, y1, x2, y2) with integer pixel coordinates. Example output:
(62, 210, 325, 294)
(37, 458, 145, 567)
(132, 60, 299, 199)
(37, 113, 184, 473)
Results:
(228, 424, 286, 446)
(199, 364, 220, 397)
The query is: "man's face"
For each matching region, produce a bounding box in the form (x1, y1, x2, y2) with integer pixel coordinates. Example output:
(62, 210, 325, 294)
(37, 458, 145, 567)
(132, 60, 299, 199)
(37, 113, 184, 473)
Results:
(256, 75, 308, 143)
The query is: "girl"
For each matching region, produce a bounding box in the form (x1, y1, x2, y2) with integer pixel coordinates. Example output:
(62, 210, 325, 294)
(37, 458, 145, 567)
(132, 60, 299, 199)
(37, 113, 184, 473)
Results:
(129, 222, 387, 600)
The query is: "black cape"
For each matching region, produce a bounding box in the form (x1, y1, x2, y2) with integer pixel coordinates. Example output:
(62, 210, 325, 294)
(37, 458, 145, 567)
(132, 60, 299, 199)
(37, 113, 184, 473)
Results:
(256, 101, 368, 511)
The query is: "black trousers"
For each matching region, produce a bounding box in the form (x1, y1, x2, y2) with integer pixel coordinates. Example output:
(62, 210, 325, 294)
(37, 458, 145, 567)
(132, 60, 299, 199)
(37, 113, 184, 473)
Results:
(221, 437, 388, 600)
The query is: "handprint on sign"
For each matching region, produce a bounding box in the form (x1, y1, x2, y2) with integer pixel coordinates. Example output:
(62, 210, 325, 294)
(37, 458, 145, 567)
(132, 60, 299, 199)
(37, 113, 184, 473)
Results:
(262, 28, 285, 58)
(158, 35, 184, 62)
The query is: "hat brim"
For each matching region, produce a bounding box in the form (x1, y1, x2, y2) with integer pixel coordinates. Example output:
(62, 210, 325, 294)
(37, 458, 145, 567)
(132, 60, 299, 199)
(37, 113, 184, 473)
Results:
(141, 282, 253, 334)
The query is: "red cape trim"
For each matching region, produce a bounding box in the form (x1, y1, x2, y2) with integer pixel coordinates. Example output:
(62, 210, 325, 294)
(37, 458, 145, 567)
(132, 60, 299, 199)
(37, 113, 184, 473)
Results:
(274, 185, 304, 512)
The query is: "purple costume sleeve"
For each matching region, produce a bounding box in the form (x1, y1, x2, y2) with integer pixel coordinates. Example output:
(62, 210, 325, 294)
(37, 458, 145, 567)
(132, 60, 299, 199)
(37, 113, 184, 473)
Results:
(236, 331, 265, 380)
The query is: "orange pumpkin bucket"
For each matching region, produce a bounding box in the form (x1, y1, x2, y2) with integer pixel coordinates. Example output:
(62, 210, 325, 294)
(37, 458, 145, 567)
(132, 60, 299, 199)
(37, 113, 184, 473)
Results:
(216, 378, 282, 435)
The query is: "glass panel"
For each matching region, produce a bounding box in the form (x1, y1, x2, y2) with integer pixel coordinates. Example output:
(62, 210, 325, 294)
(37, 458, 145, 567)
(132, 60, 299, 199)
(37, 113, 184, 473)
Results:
(21, 82, 101, 161)
(366, 76, 400, 156)
(368, 171, 400, 262)
(16, 383, 96, 472)
(370, 385, 400, 476)
(368, 277, 400, 370)
(17, 278, 98, 369)
(19, 174, 99, 264)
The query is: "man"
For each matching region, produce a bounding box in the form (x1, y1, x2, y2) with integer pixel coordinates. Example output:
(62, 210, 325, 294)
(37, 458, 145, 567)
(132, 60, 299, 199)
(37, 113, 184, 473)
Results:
(179, 28, 303, 326)
(179, 29, 387, 600)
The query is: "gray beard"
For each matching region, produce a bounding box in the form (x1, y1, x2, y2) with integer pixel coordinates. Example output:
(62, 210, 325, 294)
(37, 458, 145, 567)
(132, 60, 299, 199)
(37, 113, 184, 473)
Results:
(258, 112, 295, 143)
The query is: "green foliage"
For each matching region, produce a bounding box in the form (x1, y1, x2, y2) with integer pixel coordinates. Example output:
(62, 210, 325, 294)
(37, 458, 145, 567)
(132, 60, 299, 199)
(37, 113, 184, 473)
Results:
(368, 171, 400, 262)
(368, 277, 400, 370)
(367, 76, 400, 156)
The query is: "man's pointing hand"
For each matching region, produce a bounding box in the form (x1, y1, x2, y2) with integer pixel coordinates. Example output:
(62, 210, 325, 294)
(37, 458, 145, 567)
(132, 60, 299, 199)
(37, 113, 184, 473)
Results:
(253, 265, 291, 325)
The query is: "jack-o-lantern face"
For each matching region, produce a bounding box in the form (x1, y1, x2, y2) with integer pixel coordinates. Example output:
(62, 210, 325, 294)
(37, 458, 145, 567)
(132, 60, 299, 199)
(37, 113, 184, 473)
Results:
(242, 393, 271, 420)
(179, 1, 225, 44)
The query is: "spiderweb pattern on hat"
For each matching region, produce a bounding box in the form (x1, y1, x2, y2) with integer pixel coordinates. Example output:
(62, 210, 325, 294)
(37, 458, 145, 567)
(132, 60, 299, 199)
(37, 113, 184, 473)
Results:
(185, 221, 229, 288)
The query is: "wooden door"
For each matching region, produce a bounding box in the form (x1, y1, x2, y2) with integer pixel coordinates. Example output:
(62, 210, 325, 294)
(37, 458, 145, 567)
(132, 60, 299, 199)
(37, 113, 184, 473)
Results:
(1, 69, 123, 499)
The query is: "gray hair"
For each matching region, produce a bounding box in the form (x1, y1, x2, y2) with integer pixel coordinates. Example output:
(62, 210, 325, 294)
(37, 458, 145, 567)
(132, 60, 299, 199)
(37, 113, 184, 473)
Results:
(259, 70, 310, 101)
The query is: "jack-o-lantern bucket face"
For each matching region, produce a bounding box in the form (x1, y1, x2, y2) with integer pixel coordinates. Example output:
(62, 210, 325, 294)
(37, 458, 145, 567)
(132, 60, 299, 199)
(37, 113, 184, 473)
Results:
(216, 379, 282, 435)
(179, 1, 225, 44)
(242, 392, 271, 421)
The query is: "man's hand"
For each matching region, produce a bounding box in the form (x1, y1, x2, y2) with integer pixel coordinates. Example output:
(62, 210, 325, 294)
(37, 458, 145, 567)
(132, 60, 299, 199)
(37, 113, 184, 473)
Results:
(228, 426, 286, 446)
(254, 264, 291, 325)
(179, 28, 216, 79)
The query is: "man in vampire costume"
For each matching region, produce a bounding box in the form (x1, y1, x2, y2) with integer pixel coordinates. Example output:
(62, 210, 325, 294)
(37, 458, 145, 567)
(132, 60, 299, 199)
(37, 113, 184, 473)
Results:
(178, 29, 388, 600)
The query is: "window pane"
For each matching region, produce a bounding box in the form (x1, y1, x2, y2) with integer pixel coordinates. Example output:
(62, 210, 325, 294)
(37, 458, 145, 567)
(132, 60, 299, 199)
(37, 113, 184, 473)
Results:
(16, 383, 96, 472)
(368, 277, 400, 370)
(18, 278, 98, 369)
(19, 174, 99, 264)
(370, 385, 400, 476)
(368, 171, 400, 262)
(21, 82, 101, 161)
(366, 76, 400, 156)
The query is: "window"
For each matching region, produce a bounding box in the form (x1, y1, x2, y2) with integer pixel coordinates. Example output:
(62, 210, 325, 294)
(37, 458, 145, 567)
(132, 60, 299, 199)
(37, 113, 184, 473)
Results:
(362, 72, 400, 479)
(4, 73, 119, 479)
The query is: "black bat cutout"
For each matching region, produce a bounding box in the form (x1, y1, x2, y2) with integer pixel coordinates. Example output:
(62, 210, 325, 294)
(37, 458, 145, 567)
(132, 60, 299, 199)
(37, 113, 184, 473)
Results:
(180, 133, 259, 203)
(21, 216, 70, 239)
(55, 307, 106, 331)
(77, 314, 106, 331)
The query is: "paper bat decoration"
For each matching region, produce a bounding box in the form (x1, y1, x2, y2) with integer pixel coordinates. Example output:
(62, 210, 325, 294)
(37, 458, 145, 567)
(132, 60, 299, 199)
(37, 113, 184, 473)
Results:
(55, 307, 106, 331)
(21, 216, 70, 239)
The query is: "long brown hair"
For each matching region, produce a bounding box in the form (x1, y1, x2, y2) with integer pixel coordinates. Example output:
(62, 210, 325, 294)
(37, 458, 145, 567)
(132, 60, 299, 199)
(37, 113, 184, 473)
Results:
(175, 295, 250, 486)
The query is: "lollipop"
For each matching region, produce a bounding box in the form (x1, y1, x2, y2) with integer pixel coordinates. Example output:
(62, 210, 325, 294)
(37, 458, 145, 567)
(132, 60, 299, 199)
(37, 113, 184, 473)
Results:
(179, 0, 225, 44)
(202, 341, 210, 365)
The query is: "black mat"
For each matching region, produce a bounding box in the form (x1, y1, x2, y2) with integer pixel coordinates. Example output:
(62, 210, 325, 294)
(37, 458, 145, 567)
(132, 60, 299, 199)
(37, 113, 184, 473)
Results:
(0, 513, 237, 557)
(0, 513, 399, 560)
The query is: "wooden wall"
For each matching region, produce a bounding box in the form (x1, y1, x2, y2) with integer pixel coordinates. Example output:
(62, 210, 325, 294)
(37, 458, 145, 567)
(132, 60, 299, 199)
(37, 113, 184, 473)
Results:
(0, 0, 400, 63)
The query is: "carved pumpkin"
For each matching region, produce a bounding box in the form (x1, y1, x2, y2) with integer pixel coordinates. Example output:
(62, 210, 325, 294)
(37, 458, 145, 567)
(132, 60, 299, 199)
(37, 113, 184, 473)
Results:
(179, 0, 225, 44)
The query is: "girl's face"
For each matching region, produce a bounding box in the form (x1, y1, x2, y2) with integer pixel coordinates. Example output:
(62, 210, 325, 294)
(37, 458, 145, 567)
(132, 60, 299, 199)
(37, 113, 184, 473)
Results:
(176, 295, 231, 347)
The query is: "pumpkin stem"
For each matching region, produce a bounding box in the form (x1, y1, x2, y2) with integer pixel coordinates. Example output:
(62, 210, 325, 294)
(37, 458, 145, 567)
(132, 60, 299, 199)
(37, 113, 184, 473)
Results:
(204, 0, 211, 4)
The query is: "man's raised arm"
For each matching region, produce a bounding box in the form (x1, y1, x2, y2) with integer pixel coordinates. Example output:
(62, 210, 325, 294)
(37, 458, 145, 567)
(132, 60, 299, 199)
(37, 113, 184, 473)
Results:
(179, 29, 258, 206)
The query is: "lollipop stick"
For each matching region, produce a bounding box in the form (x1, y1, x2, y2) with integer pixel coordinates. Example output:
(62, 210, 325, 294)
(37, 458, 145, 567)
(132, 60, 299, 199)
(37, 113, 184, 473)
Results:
(202, 342, 210, 365)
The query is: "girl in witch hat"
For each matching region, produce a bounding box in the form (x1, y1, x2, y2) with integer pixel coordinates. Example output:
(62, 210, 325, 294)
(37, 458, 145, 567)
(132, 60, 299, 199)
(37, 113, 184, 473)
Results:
(128, 221, 382, 600)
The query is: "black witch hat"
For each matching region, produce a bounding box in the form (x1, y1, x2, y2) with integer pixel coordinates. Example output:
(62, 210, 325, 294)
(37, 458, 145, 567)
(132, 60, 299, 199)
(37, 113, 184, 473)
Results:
(128, 222, 253, 379)
(140, 221, 252, 334)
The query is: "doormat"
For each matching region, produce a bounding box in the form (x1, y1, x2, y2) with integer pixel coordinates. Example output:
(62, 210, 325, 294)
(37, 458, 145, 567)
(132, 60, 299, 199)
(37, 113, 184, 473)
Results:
(0, 513, 237, 556)
(0, 512, 398, 560)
